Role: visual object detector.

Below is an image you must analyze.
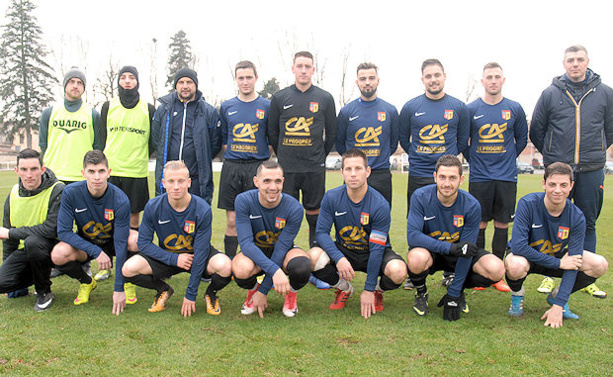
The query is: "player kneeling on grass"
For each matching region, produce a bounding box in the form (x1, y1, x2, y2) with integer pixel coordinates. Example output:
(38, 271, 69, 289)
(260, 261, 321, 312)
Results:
(232, 160, 311, 318)
(122, 161, 232, 317)
(406, 154, 505, 321)
(505, 162, 608, 328)
(51, 150, 138, 315)
(308, 149, 407, 319)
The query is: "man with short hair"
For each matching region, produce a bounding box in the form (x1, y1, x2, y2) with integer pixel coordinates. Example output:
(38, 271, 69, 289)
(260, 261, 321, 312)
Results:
(51, 150, 137, 315)
(406, 154, 505, 321)
(505, 162, 608, 328)
(0, 149, 64, 311)
(152, 68, 221, 204)
(465, 62, 528, 292)
(39, 67, 102, 184)
(218, 60, 271, 259)
(399, 59, 470, 289)
(530, 45, 613, 298)
(97, 65, 155, 282)
(336, 62, 399, 205)
(268, 51, 337, 248)
(232, 160, 311, 318)
(122, 160, 232, 316)
(309, 149, 407, 319)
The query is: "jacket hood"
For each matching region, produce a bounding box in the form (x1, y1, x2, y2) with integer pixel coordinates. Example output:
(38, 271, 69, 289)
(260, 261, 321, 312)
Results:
(18, 168, 59, 197)
(552, 68, 601, 90)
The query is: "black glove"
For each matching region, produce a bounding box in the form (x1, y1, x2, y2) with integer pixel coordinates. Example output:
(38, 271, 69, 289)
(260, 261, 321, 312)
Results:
(448, 242, 480, 258)
(438, 293, 461, 321)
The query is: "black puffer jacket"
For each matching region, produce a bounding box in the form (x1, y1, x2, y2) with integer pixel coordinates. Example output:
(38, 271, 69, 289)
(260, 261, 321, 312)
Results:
(529, 69, 613, 172)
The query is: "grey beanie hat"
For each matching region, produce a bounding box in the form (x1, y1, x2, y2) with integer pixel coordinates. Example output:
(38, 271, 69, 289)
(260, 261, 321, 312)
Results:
(63, 66, 86, 89)
(173, 68, 198, 89)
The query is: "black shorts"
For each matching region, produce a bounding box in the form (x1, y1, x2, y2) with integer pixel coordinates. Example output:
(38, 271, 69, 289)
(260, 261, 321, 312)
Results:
(410, 245, 489, 275)
(249, 244, 301, 268)
(217, 159, 263, 211)
(469, 180, 517, 223)
(336, 243, 406, 274)
(140, 245, 221, 280)
(368, 169, 392, 205)
(283, 171, 325, 210)
(109, 176, 149, 214)
(407, 175, 434, 210)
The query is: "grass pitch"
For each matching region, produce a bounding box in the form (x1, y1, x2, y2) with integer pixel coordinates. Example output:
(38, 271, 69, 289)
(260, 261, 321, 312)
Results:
(1, 170, 612, 376)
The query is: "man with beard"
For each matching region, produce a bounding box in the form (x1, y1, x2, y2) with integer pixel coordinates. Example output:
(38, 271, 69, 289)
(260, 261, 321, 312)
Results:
(406, 155, 504, 321)
(399, 59, 470, 289)
(152, 68, 221, 204)
(336, 62, 399, 205)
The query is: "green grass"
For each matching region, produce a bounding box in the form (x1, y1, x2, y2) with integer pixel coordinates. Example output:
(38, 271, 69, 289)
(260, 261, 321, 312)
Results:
(1, 170, 612, 376)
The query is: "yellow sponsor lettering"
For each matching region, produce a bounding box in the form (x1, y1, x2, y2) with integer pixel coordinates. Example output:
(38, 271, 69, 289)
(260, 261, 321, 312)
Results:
(285, 117, 313, 136)
(232, 123, 259, 142)
(478, 123, 507, 143)
(282, 137, 313, 146)
(529, 239, 563, 255)
(476, 145, 506, 153)
(163, 234, 194, 252)
(416, 145, 447, 154)
(339, 225, 368, 246)
(230, 144, 259, 153)
(82, 221, 112, 240)
(355, 126, 382, 147)
(255, 230, 280, 248)
(419, 124, 447, 144)
(429, 230, 460, 243)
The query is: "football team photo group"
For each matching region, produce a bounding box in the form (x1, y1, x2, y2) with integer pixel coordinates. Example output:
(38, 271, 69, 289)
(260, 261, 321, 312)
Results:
(3, 45, 611, 332)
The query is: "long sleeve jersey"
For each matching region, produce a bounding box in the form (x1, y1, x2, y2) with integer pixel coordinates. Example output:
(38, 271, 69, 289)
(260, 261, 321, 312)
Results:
(137, 193, 212, 301)
(235, 190, 303, 294)
(336, 97, 399, 170)
(220, 96, 271, 161)
(406, 184, 480, 297)
(510, 192, 586, 307)
(57, 181, 130, 292)
(316, 185, 391, 291)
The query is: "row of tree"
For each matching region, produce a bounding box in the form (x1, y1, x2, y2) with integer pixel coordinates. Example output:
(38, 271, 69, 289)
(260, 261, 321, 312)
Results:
(0, 0, 285, 149)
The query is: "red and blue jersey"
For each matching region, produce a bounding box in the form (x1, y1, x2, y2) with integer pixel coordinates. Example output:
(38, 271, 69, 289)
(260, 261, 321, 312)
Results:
(138, 193, 212, 301)
(510, 192, 586, 306)
(57, 180, 130, 292)
(235, 189, 303, 294)
(336, 97, 399, 170)
(316, 185, 390, 291)
(399, 94, 470, 177)
(220, 96, 271, 161)
(466, 98, 528, 182)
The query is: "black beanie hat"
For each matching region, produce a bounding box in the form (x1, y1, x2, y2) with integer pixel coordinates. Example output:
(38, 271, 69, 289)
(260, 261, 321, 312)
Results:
(118, 65, 139, 89)
(173, 68, 198, 90)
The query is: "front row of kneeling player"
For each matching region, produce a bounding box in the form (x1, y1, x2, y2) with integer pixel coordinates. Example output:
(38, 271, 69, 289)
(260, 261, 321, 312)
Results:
(0, 149, 607, 327)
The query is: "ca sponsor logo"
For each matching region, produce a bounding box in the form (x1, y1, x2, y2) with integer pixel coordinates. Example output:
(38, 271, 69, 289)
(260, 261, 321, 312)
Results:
(233, 123, 259, 143)
(478, 123, 507, 143)
(418, 124, 448, 144)
(255, 230, 280, 248)
(163, 234, 194, 252)
(82, 221, 112, 240)
(339, 225, 368, 247)
(355, 126, 382, 147)
(285, 117, 313, 136)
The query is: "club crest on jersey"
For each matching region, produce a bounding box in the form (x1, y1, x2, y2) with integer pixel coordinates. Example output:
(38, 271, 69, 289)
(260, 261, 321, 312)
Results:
(360, 212, 369, 225)
(444, 110, 454, 120)
(275, 217, 286, 229)
(184, 220, 195, 234)
(501, 110, 511, 120)
(256, 109, 265, 119)
(309, 102, 319, 113)
(377, 112, 386, 122)
(104, 209, 114, 221)
(453, 215, 464, 227)
(558, 226, 569, 240)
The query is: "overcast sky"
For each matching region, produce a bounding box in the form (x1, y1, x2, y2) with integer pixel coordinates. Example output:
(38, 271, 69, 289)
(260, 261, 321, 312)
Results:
(1, 0, 612, 116)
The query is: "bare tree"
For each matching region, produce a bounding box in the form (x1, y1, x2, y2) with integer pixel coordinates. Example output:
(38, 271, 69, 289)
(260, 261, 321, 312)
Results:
(465, 75, 478, 103)
(91, 57, 119, 107)
(338, 46, 354, 106)
(150, 38, 159, 105)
